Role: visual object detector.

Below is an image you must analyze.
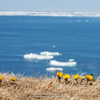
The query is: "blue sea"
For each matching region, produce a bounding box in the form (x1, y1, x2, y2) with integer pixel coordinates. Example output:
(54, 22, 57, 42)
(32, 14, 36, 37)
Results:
(0, 16, 100, 78)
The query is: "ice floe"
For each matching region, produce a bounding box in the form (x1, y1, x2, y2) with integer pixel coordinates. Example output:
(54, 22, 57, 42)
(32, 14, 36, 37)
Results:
(50, 60, 77, 66)
(40, 51, 61, 56)
(68, 59, 74, 62)
(46, 67, 63, 71)
(0, 11, 100, 17)
(24, 53, 53, 60)
(86, 20, 89, 22)
(53, 45, 56, 48)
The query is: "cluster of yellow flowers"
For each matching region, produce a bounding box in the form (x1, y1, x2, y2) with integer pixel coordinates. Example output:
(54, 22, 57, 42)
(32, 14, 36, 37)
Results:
(57, 72, 93, 84)
(86, 74, 93, 81)
(57, 72, 63, 82)
(57, 72, 63, 78)
(63, 74, 70, 80)
(0, 76, 17, 82)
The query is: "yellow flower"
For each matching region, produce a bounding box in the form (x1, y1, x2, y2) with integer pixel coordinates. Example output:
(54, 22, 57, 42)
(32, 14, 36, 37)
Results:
(86, 75, 93, 80)
(63, 74, 70, 80)
(0, 76, 3, 80)
(57, 72, 63, 77)
(73, 74, 80, 79)
(11, 77, 17, 81)
(81, 76, 85, 80)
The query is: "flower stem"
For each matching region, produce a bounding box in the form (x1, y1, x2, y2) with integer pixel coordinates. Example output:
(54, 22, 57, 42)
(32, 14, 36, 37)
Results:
(75, 79, 78, 84)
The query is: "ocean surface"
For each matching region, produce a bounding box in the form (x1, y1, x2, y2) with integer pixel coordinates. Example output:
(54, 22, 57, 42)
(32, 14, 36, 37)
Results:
(0, 16, 100, 78)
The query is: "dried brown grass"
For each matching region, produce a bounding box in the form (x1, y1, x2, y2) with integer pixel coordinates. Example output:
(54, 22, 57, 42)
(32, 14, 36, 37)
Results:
(0, 72, 100, 100)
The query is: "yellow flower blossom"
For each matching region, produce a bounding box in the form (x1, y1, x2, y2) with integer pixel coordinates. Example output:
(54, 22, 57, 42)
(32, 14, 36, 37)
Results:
(0, 76, 3, 81)
(86, 75, 93, 80)
(63, 74, 70, 80)
(73, 74, 80, 79)
(57, 72, 63, 77)
(11, 77, 17, 81)
(81, 76, 85, 80)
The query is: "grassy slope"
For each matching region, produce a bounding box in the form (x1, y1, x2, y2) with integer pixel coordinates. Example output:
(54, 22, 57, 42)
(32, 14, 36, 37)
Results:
(0, 72, 100, 100)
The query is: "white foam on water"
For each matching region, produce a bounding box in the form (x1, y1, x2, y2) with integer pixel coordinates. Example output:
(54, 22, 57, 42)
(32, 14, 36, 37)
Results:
(46, 67, 63, 71)
(24, 53, 53, 60)
(0, 11, 100, 17)
(50, 60, 77, 66)
(40, 51, 61, 56)
(69, 59, 75, 62)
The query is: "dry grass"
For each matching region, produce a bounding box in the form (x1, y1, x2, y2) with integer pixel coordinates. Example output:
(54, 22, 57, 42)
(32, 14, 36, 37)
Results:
(0, 72, 100, 100)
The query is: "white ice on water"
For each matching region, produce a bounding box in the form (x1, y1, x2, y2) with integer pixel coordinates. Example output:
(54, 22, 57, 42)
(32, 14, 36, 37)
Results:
(40, 51, 61, 56)
(68, 59, 75, 62)
(50, 60, 77, 66)
(46, 67, 63, 71)
(24, 53, 53, 60)
(0, 11, 100, 17)
(53, 45, 56, 48)
(86, 20, 89, 22)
